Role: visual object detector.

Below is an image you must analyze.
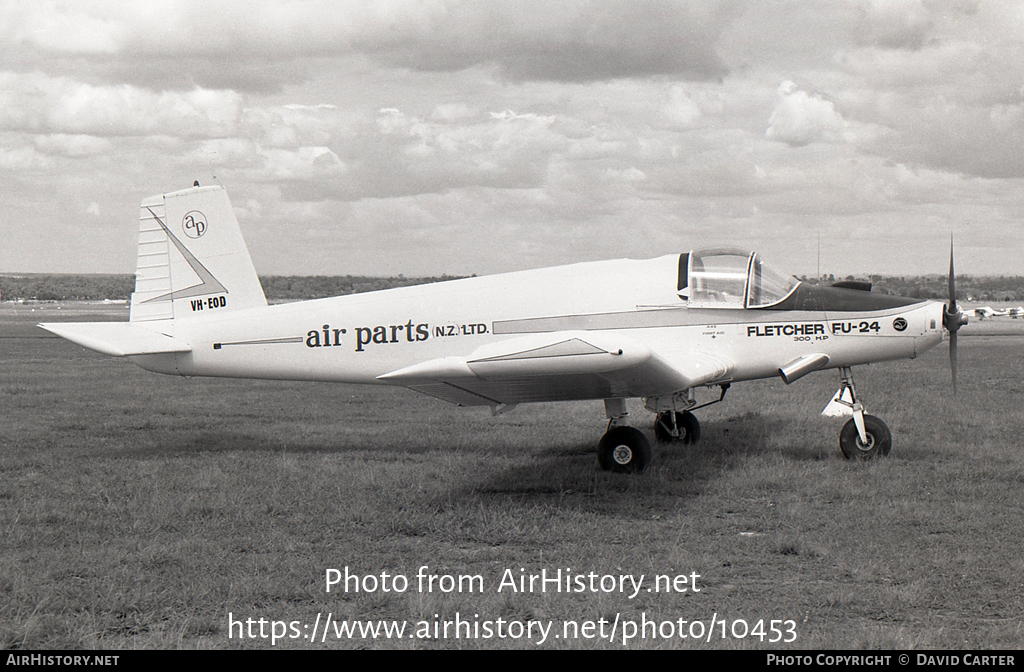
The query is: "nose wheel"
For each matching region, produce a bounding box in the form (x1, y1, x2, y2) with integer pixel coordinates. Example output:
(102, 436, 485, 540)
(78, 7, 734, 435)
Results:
(832, 367, 892, 459)
(839, 414, 892, 459)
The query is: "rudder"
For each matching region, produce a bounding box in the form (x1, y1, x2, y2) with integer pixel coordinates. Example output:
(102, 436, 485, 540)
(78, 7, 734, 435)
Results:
(130, 185, 266, 323)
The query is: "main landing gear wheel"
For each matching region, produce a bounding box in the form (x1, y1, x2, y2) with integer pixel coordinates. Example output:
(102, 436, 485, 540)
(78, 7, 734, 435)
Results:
(654, 411, 701, 445)
(598, 426, 652, 473)
(839, 415, 892, 459)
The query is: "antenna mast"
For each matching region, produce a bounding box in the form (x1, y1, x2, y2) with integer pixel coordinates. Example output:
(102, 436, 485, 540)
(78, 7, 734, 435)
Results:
(816, 230, 820, 281)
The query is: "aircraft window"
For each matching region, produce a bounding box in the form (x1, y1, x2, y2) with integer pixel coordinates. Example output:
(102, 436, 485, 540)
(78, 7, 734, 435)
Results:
(747, 255, 801, 308)
(687, 250, 752, 308)
(686, 249, 801, 309)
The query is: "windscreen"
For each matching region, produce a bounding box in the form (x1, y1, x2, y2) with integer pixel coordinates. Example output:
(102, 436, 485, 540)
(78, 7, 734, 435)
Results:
(747, 255, 800, 307)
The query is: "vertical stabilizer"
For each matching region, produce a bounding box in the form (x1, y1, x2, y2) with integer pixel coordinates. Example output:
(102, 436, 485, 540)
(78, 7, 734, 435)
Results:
(130, 185, 266, 323)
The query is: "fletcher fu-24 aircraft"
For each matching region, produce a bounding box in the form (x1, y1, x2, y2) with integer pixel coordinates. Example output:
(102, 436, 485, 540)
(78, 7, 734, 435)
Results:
(41, 184, 970, 472)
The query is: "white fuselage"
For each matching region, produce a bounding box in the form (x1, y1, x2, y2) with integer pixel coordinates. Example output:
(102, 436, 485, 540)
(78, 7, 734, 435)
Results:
(131, 254, 946, 398)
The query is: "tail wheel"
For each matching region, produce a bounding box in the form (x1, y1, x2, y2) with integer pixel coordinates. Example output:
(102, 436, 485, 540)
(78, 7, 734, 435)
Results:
(839, 415, 892, 459)
(598, 426, 652, 473)
(654, 411, 701, 445)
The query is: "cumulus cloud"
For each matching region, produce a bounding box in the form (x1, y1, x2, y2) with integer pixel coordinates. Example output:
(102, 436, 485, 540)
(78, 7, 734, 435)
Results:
(240, 105, 339, 149)
(765, 81, 848, 147)
(277, 105, 568, 201)
(262, 146, 346, 181)
(430, 103, 478, 123)
(661, 86, 703, 131)
(0, 72, 241, 137)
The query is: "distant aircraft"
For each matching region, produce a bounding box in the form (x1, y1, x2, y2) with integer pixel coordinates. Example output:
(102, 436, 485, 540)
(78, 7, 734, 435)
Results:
(968, 306, 1008, 320)
(968, 306, 1024, 320)
(40, 185, 969, 472)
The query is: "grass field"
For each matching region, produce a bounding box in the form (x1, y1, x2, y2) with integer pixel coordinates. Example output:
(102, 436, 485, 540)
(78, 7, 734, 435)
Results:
(2, 302, 1023, 649)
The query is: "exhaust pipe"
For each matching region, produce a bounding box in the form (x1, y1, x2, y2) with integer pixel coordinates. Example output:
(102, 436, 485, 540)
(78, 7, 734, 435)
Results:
(779, 353, 830, 384)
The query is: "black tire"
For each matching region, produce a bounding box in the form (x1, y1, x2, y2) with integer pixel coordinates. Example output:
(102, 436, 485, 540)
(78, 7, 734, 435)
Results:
(597, 426, 653, 473)
(839, 415, 892, 459)
(654, 411, 701, 445)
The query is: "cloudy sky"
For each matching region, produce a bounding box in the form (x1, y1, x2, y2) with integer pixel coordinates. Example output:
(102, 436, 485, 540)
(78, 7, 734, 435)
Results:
(2, 0, 1023, 279)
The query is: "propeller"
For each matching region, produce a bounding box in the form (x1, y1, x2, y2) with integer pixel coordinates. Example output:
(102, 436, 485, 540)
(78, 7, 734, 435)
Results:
(942, 236, 969, 393)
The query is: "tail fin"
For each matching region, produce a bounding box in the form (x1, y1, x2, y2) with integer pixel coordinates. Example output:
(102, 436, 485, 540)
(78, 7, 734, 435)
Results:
(130, 185, 266, 323)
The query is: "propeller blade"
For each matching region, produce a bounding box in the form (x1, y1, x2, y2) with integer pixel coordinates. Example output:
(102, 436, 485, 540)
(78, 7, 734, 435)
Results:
(947, 236, 957, 312)
(943, 235, 966, 394)
(949, 329, 957, 395)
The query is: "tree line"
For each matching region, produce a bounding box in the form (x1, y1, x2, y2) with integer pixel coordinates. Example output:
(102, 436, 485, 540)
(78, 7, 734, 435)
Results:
(0, 274, 470, 302)
(4, 272, 1024, 302)
(800, 275, 1024, 302)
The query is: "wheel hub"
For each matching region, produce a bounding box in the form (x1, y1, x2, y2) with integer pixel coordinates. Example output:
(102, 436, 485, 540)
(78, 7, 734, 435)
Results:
(856, 433, 876, 451)
(612, 444, 633, 465)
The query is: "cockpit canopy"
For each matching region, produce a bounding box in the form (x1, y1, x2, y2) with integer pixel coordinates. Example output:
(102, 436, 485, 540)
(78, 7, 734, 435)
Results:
(681, 248, 800, 309)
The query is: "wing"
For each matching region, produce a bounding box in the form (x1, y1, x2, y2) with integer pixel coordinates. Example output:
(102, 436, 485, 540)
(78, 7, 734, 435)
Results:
(377, 331, 732, 407)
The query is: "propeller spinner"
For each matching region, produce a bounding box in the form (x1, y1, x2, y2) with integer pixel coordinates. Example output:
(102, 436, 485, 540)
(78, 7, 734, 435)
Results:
(942, 238, 969, 392)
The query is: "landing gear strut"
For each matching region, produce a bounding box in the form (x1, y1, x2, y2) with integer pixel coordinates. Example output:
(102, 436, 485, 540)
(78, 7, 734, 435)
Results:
(834, 367, 892, 459)
(654, 411, 701, 445)
(648, 384, 728, 446)
(596, 386, 729, 473)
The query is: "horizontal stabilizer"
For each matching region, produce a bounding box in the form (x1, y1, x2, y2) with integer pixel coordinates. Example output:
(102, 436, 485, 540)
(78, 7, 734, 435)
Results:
(38, 322, 191, 357)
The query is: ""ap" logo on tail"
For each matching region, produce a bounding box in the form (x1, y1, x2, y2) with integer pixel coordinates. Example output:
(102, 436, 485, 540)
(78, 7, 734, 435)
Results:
(182, 210, 207, 238)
